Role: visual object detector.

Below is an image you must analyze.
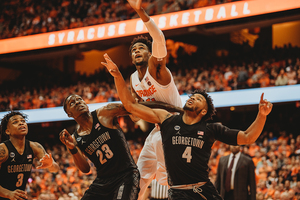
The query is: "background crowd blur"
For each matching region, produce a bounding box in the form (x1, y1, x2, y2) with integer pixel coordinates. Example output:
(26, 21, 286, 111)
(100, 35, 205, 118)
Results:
(1, 0, 300, 200)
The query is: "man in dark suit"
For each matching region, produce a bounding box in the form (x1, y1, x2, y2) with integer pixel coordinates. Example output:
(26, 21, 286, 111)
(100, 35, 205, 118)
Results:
(215, 145, 256, 200)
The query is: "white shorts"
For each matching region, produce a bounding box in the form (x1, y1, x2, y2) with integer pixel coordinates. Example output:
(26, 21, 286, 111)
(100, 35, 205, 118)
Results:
(137, 126, 167, 185)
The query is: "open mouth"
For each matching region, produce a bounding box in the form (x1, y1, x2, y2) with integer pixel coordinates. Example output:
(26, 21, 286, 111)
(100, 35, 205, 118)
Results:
(78, 105, 85, 110)
(19, 126, 26, 130)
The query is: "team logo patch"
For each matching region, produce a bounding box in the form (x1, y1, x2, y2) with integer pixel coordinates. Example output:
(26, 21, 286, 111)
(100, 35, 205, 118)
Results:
(27, 154, 32, 159)
(147, 81, 151, 86)
(10, 152, 15, 158)
(174, 125, 180, 131)
(76, 137, 82, 142)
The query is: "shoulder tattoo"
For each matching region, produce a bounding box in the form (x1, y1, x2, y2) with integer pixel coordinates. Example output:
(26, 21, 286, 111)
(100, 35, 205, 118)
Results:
(37, 143, 46, 153)
(106, 104, 126, 111)
(0, 146, 6, 159)
(164, 113, 172, 120)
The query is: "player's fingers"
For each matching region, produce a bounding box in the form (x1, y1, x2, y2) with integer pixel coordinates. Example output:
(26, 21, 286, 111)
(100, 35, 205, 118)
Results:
(59, 129, 66, 137)
(104, 53, 111, 60)
(268, 102, 273, 108)
(260, 93, 264, 102)
(101, 62, 108, 67)
(16, 190, 27, 199)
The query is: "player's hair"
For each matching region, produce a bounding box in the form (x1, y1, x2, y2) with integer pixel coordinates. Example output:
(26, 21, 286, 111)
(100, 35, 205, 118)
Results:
(129, 35, 152, 54)
(0, 111, 28, 142)
(189, 90, 216, 121)
(63, 94, 73, 114)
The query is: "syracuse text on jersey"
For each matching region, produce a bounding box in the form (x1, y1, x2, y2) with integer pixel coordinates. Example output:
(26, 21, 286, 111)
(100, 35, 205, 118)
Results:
(135, 85, 157, 98)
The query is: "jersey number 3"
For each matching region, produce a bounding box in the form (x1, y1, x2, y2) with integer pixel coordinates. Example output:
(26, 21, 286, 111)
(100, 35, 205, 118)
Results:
(16, 173, 24, 187)
(96, 144, 114, 164)
(182, 147, 192, 163)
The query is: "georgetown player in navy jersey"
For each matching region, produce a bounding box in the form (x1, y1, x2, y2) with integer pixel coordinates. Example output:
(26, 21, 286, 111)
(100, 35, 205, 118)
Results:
(0, 111, 59, 200)
(102, 53, 273, 200)
(59, 94, 182, 200)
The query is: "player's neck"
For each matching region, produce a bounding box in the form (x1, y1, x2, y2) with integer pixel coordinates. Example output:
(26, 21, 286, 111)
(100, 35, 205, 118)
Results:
(182, 112, 202, 125)
(75, 112, 93, 134)
(136, 65, 147, 80)
(10, 137, 26, 153)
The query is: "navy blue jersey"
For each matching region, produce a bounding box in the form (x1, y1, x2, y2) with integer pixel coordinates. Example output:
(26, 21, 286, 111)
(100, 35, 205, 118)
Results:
(0, 140, 33, 200)
(160, 115, 239, 186)
(73, 111, 137, 178)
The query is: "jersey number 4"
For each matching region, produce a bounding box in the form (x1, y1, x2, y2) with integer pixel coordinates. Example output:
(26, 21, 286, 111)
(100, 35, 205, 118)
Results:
(96, 144, 114, 164)
(182, 147, 192, 163)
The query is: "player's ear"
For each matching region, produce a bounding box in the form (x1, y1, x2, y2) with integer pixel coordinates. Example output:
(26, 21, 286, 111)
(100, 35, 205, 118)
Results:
(5, 129, 11, 136)
(201, 109, 207, 116)
(67, 112, 73, 118)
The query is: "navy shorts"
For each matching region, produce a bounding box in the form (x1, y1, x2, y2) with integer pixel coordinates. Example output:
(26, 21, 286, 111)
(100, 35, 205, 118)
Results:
(81, 169, 140, 200)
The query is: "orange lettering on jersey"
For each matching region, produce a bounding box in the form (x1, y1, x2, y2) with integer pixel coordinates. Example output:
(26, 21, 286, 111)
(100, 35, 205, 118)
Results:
(136, 85, 157, 97)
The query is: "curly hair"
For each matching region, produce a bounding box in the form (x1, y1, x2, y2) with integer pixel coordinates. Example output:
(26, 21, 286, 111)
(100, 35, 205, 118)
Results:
(0, 111, 28, 142)
(129, 35, 152, 55)
(189, 90, 216, 121)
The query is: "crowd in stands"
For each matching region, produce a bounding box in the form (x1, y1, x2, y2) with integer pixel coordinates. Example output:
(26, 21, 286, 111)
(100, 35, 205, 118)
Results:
(0, 0, 240, 39)
(0, 44, 299, 112)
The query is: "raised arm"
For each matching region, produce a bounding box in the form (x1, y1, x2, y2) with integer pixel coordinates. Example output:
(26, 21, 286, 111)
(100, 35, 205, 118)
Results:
(237, 93, 273, 145)
(102, 53, 171, 124)
(30, 142, 59, 173)
(128, 0, 167, 60)
(59, 129, 91, 173)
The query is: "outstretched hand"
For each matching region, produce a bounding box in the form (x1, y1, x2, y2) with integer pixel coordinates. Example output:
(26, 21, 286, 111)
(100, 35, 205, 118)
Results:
(36, 153, 54, 169)
(101, 53, 121, 78)
(59, 129, 75, 149)
(127, 0, 142, 10)
(259, 93, 272, 116)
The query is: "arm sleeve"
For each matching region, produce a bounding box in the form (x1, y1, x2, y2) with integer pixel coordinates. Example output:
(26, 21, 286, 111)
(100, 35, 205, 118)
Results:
(208, 123, 239, 145)
(144, 18, 167, 59)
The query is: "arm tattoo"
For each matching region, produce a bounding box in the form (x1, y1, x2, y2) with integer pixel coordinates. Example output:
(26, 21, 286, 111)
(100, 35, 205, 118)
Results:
(0, 147, 6, 159)
(164, 113, 172, 120)
(106, 104, 126, 112)
(37, 143, 46, 153)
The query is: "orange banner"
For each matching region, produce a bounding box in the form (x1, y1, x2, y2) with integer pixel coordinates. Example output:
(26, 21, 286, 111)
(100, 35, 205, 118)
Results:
(1, 0, 300, 54)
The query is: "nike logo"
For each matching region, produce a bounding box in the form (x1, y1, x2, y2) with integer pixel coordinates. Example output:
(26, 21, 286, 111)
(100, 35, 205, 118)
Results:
(135, 84, 139, 87)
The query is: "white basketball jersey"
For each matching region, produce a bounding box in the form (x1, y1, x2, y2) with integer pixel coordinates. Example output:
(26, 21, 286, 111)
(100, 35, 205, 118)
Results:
(131, 67, 182, 107)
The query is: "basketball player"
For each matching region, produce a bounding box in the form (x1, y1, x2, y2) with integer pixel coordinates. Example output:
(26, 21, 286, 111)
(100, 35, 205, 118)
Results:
(102, 53, 273, 200)
(0, 111, 59, 200)
(59, 94, 182, 200)
(127, 0, 182, 199)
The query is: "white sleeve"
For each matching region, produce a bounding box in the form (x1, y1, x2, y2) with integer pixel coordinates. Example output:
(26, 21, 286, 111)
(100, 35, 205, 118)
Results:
(144, 18, 167, 59)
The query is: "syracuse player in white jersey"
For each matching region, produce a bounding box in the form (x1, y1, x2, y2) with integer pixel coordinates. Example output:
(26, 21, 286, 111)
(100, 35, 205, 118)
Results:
(127, 0, 182, 199)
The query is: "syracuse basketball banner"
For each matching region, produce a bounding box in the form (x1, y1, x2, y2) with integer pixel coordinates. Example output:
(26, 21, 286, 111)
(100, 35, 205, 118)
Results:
(0, 0, 300, 54)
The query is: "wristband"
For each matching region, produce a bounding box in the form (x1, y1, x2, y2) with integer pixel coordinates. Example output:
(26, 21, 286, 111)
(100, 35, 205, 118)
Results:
(69, 147, 78, 154)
